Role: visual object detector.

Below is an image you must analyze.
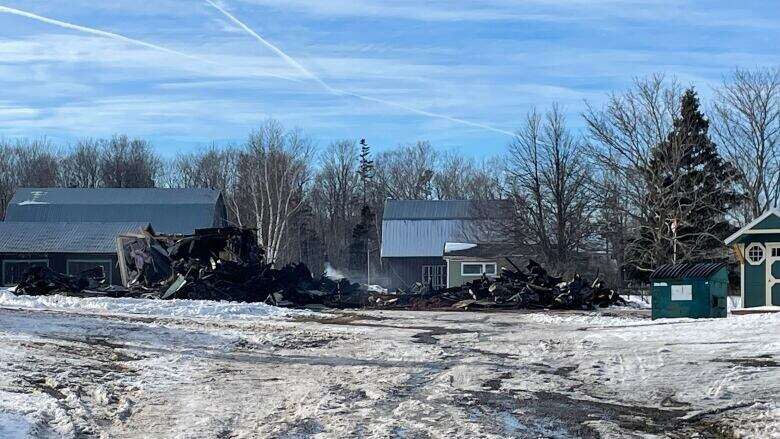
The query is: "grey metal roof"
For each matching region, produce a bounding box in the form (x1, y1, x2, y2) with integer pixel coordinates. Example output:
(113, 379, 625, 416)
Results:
(0, 222, 149, 254)
(381, 219, 475, 257)
(383, 200, 479, 220)
(650, 262, 727, 280)
(6, 188, 224, 234)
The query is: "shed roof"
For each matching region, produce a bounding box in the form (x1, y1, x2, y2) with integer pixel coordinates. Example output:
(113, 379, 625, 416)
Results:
(650, 262, 727, 280)
(0, 222, 150, 254)
(383, 200, 479, 220)
(443, 242, 523, 259)
(6, 188, 224, 234)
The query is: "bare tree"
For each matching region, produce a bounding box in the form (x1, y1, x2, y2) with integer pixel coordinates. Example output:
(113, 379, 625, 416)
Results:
(505, 105, 594, 270)
(62, 139, 103, 188)
(237, 120, 314, 264)
(100, 135, 162, 188)
(13, 139, 62, 188)
(584, 75, 682, 273)
(0, 140, 17, 220)
(374, 141, 438, 200)
(712, 67, 780, 224)
(310, 140, 361, 268)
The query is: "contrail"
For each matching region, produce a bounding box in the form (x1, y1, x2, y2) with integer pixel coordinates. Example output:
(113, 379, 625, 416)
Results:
(205, 0, 515, 137)
(0, 4, 298, 83)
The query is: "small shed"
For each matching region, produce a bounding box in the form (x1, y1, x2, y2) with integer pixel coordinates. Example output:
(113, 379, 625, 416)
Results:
(724, 208, 780, 308)
(650, 262, 728, 319)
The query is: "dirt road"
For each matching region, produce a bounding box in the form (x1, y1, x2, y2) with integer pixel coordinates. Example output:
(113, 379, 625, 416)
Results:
(0, 304, 777, 438)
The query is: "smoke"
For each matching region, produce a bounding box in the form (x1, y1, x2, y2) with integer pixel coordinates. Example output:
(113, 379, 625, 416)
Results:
(204, 0, 515, 137)
(324, 262, 345, 280)
(0, 5, 298, 83)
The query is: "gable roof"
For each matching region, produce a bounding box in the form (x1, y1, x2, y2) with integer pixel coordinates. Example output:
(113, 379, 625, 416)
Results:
(0, 222, 150, 254)
(383, 200, 479, 220)
(724, 208, 780, 245)
(6, 188, 225, 234)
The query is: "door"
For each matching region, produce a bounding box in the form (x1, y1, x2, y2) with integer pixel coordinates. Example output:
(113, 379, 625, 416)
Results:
(765, 244, 780, 306)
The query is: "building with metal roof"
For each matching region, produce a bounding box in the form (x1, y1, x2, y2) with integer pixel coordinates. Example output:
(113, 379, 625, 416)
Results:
(380, 199, 503, 290)
(6, 188, 227, 234)
(0, 222, 151, 286)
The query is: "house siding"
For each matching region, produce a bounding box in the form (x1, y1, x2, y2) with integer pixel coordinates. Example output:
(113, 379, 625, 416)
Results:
(383, 257, 447, 291)
(446, 258, 513, 288)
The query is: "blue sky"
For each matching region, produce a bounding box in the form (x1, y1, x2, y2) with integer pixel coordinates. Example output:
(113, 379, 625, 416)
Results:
(0, 0, 778, 157)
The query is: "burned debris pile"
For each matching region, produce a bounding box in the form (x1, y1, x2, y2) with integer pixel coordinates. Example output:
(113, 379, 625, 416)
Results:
(373, 259, 626, 311)
(15, 227, 367, 307)
(119, 227, 365, 307)
(12, 227, 627, 312)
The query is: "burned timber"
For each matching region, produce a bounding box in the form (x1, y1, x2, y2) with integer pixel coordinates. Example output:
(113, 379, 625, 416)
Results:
(14, 226, 628, 312)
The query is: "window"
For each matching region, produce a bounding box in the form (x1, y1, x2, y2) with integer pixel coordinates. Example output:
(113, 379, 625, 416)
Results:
(461, 262, 498, 277)
(746, 243, 765, 265)
(772, 247, 780, 258)
(2, 259, 49, 286)
(67, 260, 112, 284)
(422, 265, 446, 289)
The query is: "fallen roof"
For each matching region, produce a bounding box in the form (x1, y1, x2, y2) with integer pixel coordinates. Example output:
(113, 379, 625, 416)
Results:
(6, 188, 224, 234)
(650, 262, 727, 280)
(0, 222, 150, 254)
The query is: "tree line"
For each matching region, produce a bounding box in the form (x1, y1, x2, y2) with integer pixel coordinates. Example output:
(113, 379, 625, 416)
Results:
(1, 68, 778, 285)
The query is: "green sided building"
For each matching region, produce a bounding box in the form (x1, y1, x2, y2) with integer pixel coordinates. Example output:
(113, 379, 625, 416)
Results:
(724, 208, 780, 308)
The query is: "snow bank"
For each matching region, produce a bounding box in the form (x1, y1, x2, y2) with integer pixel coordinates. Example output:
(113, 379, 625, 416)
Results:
(0, 290, 312, 321)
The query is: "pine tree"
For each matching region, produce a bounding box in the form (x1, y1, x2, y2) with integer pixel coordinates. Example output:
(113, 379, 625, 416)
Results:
(357, 138, 375, 205)
(350, 139, 377, 277)
(631, 88, 742, 271)
(348, 204, 377, 275)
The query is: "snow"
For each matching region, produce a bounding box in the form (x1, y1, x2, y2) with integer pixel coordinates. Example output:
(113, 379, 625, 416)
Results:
(0, 294, 778, 437)
(0, 290, 312, 321)
(444, 242, 477, 253)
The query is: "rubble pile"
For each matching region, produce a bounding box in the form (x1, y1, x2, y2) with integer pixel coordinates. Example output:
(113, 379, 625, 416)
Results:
(371, 259, 626, 311)
(16, 266, 108, 297)
(15, 227, 369, 308)
(119, 227, 367, 307)
(12, 227, 627, 312)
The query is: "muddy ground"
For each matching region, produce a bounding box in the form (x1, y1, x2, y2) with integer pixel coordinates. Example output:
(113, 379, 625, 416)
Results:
(0, 304, 777, 438)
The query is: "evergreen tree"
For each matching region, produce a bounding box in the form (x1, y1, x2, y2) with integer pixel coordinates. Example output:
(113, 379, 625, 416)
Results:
(630, 88, 742, 272)
(349, 139, 378, 277)
(348, 204, 377, 275)
(357, 138, 375, 205)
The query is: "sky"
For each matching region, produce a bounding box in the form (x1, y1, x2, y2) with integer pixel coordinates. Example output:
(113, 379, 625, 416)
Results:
(0, 0, 778, 157)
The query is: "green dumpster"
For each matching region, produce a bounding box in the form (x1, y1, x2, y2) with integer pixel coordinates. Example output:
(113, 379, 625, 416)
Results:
(650, 262, 728, 319)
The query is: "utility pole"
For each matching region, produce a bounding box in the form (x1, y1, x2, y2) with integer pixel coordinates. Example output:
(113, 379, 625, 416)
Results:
(670, 218, 678, 263)
(366, 238, 371, 285)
